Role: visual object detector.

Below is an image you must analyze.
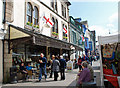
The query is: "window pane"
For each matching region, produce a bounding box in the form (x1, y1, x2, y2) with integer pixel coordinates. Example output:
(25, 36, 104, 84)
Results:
(27, 3, 32, 16)
(64, 7, 66, 18)
(27, 3, 32, 23)
(55, 19, 58, 33)
(55, 0, 57, 11)
(62, 5, 64, 16)
(34, 7, 38, 18)
(52, 17, 55, 32)
(51, 0, 54, 8)
(33, 7, 38, 25)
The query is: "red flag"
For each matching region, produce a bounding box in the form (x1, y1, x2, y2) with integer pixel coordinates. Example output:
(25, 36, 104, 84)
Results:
(63, 27, 67, 34)
(43, 16, 53, 27)
(81, 35, 84, 41)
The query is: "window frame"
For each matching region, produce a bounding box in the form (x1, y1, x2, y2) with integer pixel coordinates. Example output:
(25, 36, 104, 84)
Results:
(27, 2, 32, 23)
(33, 6, 39, 25)
(61, 4, 67, 18)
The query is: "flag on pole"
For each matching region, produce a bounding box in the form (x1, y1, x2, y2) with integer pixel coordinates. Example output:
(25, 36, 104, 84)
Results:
(81, 35, 84, 41)
(43, 16, 53, 27)
(40, 14, 54, 28)
(63, 26, 67, 34)
(82, 24, 87, 34)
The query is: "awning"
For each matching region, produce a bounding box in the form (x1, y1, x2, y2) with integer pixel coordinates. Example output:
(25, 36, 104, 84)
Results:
(9, 24, 83, 51)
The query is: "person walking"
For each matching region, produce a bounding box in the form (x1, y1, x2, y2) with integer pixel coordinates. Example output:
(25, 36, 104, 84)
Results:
(59, 55, 66, 80)
(52, 56, 60, 81)
(49, 55, 55, 78)
(38, 53, 47, 82)
(77, 56, 82, 71)
(76, 62, 91, 88)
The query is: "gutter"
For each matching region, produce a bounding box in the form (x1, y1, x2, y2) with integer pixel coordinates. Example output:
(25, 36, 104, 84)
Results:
(2, 39, 4, 83)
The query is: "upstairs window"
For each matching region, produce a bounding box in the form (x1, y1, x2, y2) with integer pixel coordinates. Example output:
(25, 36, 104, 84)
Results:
(51, 0, 54, 8)
(27, 2, 32, 23)
(62, 5, 64, 16)
(64, 7, 66, 18)
(51, 0, 57, 11)
(55, 19, 58, 33)
(55, 0, 57, 11)
(63, 24, 68, 41)
(33, 6, 38, 25)
(61, 4, 66, 18)
(72, 31, 76, 44)
(51, 17, 58, 38)
(52, 17, 55, 32)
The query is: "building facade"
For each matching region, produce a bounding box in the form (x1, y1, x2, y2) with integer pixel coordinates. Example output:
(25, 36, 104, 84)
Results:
(69, 16, 84, 60)
(1, 0, 84, 83)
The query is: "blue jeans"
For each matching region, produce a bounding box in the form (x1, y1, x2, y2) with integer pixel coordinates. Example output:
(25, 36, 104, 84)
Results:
(39, 67, 47, 80)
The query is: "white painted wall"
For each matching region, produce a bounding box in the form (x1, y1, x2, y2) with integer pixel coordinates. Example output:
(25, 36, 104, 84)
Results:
(11, 0, 69, 42)
(12, 0, 25, 28)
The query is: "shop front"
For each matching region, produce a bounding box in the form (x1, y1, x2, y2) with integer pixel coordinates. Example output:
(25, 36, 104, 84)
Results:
(3, 24, 83, 82)
(98, 34, 120, 88)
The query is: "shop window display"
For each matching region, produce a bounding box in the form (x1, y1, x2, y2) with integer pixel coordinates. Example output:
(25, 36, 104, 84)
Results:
(101, 43, 120, 87)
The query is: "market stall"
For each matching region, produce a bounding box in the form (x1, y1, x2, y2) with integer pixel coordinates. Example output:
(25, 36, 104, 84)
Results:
(98, 34, 120, 88)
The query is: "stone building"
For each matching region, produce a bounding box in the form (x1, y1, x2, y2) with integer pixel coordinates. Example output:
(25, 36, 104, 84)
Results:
(69, 16, 84, 60)
(1, 0, 83, 83)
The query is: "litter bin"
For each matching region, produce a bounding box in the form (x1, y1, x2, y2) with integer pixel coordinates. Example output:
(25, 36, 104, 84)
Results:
(10, 67, 17, 83)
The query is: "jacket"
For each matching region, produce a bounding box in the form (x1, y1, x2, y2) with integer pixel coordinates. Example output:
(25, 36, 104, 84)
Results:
(59, 58, 66, 69)
(52, 59, 60, 72)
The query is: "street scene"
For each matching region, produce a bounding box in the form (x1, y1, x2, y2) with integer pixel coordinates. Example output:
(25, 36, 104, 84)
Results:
(0, 0, 119, 88)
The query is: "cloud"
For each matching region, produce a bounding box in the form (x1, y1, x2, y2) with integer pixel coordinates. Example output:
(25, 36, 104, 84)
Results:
(89, 25, 118, 40)
(108, 12, 118, 23)
(89, 25, 109, 40)
(106, 24, 114, 28)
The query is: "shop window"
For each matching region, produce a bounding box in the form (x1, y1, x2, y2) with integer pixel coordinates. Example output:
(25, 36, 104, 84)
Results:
(27, 2, 32, 23)
(33, 6, 39, 25)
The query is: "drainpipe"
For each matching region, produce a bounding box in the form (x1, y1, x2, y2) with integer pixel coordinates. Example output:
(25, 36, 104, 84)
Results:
(2, 0, 6, 83)
(3, 1, 6, 24)
(2, 39, 4, 83)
